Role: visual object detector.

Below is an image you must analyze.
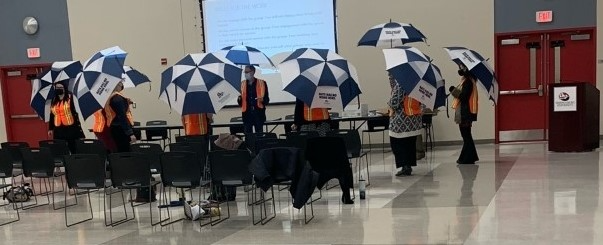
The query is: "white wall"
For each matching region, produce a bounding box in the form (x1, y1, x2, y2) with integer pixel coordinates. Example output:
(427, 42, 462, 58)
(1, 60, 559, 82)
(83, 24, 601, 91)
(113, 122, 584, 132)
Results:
(337, 0, 495, 142)
(62, 0, 601, 143)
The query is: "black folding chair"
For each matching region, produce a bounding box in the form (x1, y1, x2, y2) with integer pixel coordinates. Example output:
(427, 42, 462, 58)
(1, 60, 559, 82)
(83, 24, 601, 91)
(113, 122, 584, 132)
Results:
(245, 132, 277, 154)
(39, 139, 71, 167)
(1, 142, 29, 169)
(208, 150, 253, 225)
(0, 148, 19, 226)
(131, 143, 163, 174)
(175, 135, 208, 143)
(306, 137, 355, 203)
(144, 120, 170, 148)
(107, 152, 166, 226)
(63, 154, 106, 227)
(229, 116, 245, 136)
(75, 139, 107, 161)
(20, 147, 68, 210)
(361, 115, 389, 156)
(159, 151, 209, 226)
(133, 121, 142, 141)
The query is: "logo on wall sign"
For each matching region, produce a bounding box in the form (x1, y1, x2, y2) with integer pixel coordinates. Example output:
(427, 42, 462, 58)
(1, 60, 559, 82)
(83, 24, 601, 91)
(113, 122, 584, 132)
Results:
(558, 92, 570, 101)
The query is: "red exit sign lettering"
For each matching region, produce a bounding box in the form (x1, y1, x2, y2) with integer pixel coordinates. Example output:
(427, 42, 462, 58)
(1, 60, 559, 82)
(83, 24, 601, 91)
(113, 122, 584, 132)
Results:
(536, 11, 553, 23)
(27, 48, 40, 59)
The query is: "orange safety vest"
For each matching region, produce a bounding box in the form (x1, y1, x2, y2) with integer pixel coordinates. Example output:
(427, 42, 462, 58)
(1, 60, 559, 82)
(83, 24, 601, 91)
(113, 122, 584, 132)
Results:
(403, 96, 422, 116)
(104, 92, 134, 126)
(303, 104, 329, 121)
(92, 110, 106, 133)
(241, 79, 266, 112)
(452, 78, 478, 114)
(182, 113, 209, 136)
(51, 94, 75, 127)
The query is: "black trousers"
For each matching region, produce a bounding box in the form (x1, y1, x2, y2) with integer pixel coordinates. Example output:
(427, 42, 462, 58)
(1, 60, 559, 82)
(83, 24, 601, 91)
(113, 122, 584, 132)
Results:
(110, 125, 131, 153)
(316, 166, 353, 200)
(53, 125, 84, 154)
(390, 136, 417, 168)
(458, 124, 479, 164)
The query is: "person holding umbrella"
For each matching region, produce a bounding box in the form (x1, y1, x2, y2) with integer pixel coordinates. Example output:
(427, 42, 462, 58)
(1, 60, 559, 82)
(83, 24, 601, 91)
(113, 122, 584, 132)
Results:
(105, 81, 137, 152)
(387, 73, 423, 176)
(48, 82, 85, 153)
(291, 99, 331, 137)
(237, 65, 269, 133)
(449, 64, 479, 164)
(182, 113, 213, 136)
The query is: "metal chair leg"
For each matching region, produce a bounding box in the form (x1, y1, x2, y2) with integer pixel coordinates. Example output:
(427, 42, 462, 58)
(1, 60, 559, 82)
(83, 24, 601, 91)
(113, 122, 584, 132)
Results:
(65, 189, 93, 227)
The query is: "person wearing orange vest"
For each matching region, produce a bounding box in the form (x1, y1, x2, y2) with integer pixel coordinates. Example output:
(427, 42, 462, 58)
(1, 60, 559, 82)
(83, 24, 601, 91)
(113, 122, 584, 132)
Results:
(106, 82, 137, 153)
(48, 82, 85, 154)
(92, 110, 117, 152)
(292, 99, 331, 136)
(387, 73, 423, 176)
(182, 113, 213, 136)
(450, 64, 479, 165)
(237, 65, 269, 133)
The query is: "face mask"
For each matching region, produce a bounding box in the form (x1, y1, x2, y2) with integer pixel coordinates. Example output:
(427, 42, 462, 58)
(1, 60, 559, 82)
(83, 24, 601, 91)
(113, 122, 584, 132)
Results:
(55, 89, 65, 95)
(457, 69, 466, 76)
(245, 73, 254, 81)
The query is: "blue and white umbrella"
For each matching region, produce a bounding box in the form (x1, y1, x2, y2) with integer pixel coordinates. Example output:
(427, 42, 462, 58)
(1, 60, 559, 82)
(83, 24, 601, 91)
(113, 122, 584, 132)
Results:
(30, 61, 82, 121)
(160, 53, 242, 115)
(383, 46, 439, 109)
(278, 48, 362, 109)
(83, 46, 127, 70)
(219, 45, 275, 67)
(428, 64, 447, 109)
(444, 47, 499, 104)
(73, 55, 125, 120)
(358, 21, 427, 47)
(122, 66, 150, 88)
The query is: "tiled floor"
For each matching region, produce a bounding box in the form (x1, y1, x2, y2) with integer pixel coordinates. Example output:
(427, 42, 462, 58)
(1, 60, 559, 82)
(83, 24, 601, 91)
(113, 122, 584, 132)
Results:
(1, 142, 602, 244)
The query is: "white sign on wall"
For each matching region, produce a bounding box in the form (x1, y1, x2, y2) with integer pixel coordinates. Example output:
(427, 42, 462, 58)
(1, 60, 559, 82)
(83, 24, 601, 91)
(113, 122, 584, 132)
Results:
(553, 86, 577, 112)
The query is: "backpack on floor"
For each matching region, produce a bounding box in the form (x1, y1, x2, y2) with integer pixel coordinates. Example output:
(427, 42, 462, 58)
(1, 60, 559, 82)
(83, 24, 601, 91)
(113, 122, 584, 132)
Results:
(3, 184, 33, 203)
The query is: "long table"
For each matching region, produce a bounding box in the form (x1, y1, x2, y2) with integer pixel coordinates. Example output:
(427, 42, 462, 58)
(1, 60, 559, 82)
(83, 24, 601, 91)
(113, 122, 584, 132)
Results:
(131, 114, 389, 137)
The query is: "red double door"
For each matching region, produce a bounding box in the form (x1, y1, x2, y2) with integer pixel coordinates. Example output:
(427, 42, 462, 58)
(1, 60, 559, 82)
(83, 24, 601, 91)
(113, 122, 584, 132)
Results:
(495, 28, 596, 143)
(0, 65, 50, 147)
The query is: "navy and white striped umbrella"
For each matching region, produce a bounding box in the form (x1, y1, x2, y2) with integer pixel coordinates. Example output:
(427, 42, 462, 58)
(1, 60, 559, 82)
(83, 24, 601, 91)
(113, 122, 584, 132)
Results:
(30, 61, 83, 121)
(279, 48, 362, 110)
(444, 47, 499, 104)
(219, 45, 275, 67)
(122, 66, 150, 88)
(73, 55, 125, 120)
(83, 46, 127, 70)
(383, 46, 439, 109)
(160, 53, 242, 115)
(358, 21, 427, 47)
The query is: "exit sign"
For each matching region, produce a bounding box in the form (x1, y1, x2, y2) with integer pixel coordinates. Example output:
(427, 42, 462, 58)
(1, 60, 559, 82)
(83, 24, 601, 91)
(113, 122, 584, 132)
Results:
(536, 11, 553, 23)
(27, 48, 40, 59)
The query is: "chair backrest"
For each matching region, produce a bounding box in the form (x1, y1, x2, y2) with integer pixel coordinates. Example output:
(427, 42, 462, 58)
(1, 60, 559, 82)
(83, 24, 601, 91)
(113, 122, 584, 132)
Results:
(175, 134, 208, 143)
(131, 143, 163, 172)
(245, 132, 277, 153)
(327, 129, 362, 157)
(145, 120, 168, 140)
(169, 141, 208, 165)
(1, 141, 29, 163)
(366, 116, 389, 131)
(286, 131, 319, 152)
(305, 137, 349, 173)
(0, 148, 14, 178)
(39, 139, 71, 160)
(75, 139, 107, 160)
(209, 150, 252, 185)
(20, 147, 55, 178)
(255, 147, 302, 182)
(160, 151, 201, 188)
(64, 154, 106, 189)
(254, 138, 290, 155)
(229, 116, 245, 135)
(108, 152, 151, 188)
